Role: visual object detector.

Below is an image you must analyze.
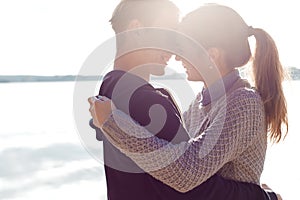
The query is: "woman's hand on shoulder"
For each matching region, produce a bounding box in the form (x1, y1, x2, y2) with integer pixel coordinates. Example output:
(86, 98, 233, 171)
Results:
(261, 184, 283, 200)
(88, 96, 115, 128)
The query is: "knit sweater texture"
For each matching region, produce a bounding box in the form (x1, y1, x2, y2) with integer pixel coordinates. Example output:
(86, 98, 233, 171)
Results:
(101, 79, 267, 193)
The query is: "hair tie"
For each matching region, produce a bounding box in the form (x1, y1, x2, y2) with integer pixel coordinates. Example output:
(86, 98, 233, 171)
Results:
(248, 26, 255, 37)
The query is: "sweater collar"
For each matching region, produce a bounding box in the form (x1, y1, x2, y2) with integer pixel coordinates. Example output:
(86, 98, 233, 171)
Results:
(200, 69, 240, 106)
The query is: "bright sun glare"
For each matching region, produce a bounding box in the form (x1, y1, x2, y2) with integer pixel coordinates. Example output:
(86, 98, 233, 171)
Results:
(0, 0, 298, 75)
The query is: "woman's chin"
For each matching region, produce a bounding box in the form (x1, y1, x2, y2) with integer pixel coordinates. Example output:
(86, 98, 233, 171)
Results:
(187, 77, 196, 81)
(186, 74, 201, 82)
(151, 69, 165, 76)
(185, 72, 193, 80)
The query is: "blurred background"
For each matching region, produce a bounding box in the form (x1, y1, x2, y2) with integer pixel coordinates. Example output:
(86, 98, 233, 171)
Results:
(0, 0, 299, 199)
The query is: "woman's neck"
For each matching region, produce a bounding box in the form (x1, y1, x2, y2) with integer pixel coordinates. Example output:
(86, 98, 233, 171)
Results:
(203, 67, 235, 88)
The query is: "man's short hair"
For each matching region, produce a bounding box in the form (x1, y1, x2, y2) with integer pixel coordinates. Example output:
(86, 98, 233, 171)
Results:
(110, 0, 179, 33)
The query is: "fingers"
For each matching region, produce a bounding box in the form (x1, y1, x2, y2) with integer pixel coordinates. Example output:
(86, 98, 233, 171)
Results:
(261, 184, 270, 189)
(94, 97, 116, 111)
(100, 96, 110, 101)
(261, 184, 282, 200)
(88, 96, 97, 122)
(277, 194, 283, 200)
(88, 96, 96, 105)
(94, 97, 111, 106)
(95, 95, 110, 102)
(87, 95, 113, 128)
(88, 95, 107, 113)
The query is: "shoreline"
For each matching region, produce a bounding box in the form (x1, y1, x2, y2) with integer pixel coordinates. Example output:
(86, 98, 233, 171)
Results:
(0, 74, 187, 83)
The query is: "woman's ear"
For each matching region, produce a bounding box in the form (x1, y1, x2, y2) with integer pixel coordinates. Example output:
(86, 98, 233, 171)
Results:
(207, 47, 226, 68)
(207, 47, 231, 75)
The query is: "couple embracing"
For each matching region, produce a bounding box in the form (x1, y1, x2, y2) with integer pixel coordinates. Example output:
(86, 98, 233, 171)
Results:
(88, 1, 287, 200)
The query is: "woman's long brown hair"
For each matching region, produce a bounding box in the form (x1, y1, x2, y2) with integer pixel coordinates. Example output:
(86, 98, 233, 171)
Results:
(252, 28, 288, 143)
(180, 4, 288, 143)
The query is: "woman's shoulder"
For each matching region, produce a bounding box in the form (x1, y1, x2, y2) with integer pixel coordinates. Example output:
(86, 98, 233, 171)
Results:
(226, 87, 263, 110)
(231, 86, 260, 97)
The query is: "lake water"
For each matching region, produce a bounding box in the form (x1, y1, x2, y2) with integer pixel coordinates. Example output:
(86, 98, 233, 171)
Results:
(0, 80, 299, 199)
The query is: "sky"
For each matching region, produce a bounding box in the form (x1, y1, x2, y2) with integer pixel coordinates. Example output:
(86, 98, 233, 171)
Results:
(0, 0, 299, 75)
(1, 2, 300, 199)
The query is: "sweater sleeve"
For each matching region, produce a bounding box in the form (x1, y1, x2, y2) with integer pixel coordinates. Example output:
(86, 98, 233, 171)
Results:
(89, 119, 104, 141)
(182, 101, 192, 132)
(182, 93, 201, 133)
(101, 89, 265, 192)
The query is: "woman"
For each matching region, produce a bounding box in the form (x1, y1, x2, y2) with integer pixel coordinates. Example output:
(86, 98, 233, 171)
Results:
(90, 4, 287, 197)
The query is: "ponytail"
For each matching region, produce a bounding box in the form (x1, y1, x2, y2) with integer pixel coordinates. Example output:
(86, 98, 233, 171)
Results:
(252, 28, 288, 143)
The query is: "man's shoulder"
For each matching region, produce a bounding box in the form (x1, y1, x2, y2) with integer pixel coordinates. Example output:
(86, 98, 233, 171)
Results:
(101, 70, 126, 86)
(101, 70, 153, 94)
(132, 87, 172, 104)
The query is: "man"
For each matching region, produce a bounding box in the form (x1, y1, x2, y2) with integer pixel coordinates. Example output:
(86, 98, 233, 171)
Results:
(89, 0, 278, 199)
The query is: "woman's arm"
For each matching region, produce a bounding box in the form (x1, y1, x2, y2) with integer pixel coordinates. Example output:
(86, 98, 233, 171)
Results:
(182, 101, 193, 133)
(182, 93, 202, 133)
(98, 89, 265, 192)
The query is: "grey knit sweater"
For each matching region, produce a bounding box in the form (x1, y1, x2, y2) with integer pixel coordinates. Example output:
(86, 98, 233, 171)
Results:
(101, 81, 267, 193)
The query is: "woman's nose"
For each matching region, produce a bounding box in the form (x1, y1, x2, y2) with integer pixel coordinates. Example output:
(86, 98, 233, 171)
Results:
(163, 52, 172, 60)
